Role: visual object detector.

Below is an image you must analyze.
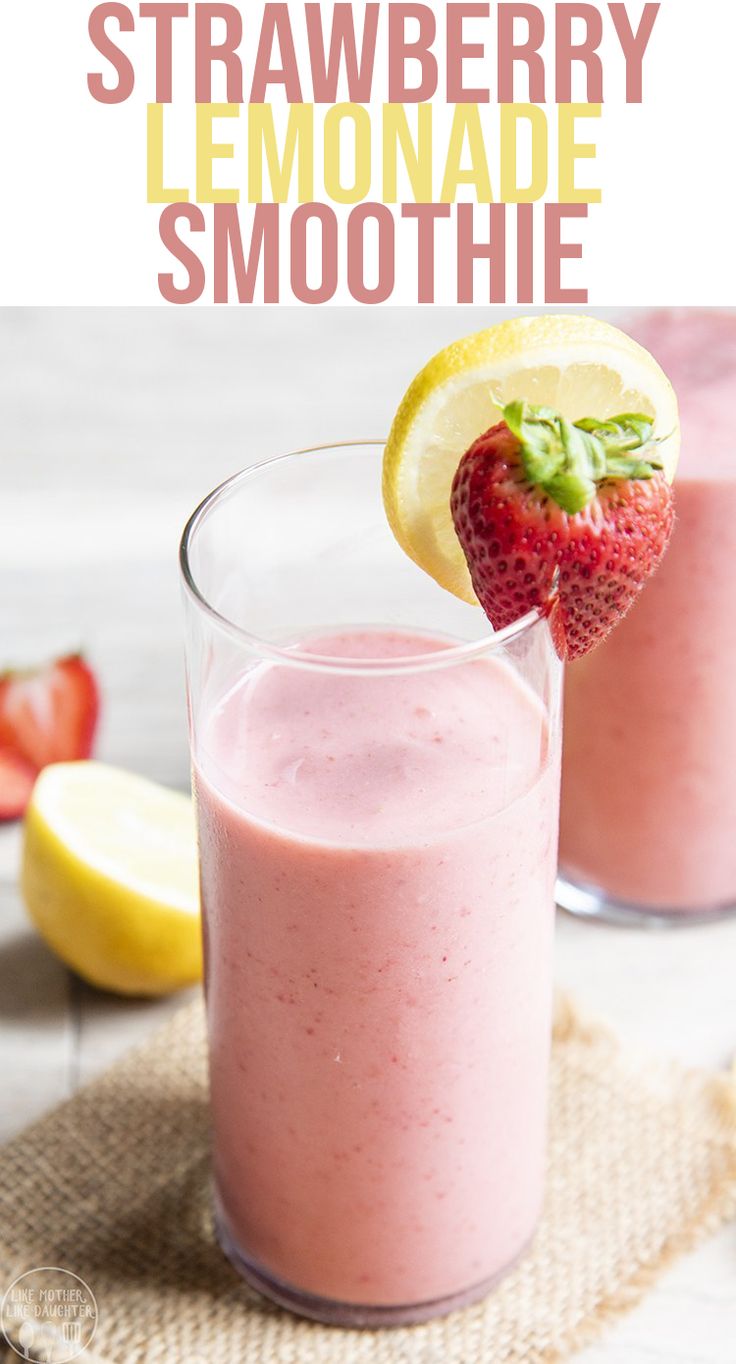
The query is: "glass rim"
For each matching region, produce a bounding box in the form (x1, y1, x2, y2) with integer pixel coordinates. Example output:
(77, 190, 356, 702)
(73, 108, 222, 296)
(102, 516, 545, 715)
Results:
(179, 441, 544, 675)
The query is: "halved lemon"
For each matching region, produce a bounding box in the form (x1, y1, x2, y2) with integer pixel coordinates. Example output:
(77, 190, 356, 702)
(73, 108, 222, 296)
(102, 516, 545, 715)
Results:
(382, 314, 680, 603)
(22, 761, 201, 996)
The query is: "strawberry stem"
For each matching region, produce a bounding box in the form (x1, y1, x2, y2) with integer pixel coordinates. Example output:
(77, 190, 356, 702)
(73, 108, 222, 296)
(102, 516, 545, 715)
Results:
(503, 402, 663, 514)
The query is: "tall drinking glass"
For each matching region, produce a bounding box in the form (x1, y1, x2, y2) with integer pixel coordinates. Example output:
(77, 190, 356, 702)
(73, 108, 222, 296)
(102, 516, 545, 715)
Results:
(180, 443, 563, 1326)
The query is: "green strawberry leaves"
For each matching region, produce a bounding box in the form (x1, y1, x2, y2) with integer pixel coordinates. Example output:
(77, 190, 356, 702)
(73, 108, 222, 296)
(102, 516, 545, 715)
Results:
(503, 401, 664, 515)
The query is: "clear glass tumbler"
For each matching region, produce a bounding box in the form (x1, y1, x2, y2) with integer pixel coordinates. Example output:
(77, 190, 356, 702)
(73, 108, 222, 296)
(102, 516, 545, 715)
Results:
(180, 443, 563, 1326)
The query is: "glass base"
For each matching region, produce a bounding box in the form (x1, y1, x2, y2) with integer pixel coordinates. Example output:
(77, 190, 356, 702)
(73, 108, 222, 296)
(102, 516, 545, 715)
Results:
(215, 1206, 534, 1328)
(556, 871, 736, 928)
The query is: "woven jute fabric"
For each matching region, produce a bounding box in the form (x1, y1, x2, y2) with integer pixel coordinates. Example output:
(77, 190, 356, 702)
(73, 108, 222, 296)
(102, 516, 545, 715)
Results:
(1, 995, 735, 1364)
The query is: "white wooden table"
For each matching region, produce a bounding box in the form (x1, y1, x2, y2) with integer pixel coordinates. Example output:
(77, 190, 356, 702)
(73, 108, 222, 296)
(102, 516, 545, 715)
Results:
(2, 308, 735, 1363)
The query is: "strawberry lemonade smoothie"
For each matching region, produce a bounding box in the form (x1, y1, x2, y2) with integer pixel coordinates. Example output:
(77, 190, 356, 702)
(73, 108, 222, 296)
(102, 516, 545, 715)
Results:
(195, 628, 560, 1318)
(183, 317, 675, 1323)
(560, 311, 736, 918)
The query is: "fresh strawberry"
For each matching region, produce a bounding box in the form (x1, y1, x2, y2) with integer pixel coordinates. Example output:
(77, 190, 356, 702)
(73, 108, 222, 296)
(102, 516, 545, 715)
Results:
(450, 403, 675, 660)
(0, 655, 100, 778)
(0, 748, 37, 821)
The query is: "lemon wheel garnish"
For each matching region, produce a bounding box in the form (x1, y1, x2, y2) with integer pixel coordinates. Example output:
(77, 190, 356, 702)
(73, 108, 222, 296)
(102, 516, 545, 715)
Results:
(382, 314, 680, 603)
(21, 761, 201, 996)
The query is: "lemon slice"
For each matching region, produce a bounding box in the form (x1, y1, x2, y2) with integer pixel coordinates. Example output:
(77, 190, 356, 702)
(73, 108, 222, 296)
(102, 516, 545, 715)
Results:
(383, 314, 680, 603)
(22, 761, 201, 996)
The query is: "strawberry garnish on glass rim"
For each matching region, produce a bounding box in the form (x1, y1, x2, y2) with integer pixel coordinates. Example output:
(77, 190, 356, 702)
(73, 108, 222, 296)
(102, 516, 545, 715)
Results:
(450, 402, 675, 661)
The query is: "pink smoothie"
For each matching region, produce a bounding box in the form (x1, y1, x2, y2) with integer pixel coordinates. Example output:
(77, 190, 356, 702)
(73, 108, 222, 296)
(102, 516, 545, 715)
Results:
(561, 311, 736, 912)
(195, 629, 559, 1312)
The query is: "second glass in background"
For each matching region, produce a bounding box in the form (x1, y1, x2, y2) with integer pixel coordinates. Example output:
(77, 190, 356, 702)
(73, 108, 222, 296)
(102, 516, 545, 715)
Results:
(558, 310, 736, 924)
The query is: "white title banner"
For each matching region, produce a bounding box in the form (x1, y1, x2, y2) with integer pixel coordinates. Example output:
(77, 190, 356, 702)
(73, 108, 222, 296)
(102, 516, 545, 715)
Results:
(0, 0, 732, 305)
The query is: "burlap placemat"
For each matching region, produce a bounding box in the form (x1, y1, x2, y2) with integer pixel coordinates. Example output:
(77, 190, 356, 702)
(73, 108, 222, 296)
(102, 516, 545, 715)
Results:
(1, 994, 735, 1364)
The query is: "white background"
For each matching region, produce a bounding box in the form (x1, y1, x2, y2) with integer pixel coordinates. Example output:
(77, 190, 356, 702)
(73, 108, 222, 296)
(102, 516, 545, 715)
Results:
(0, 0, 733, 305)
